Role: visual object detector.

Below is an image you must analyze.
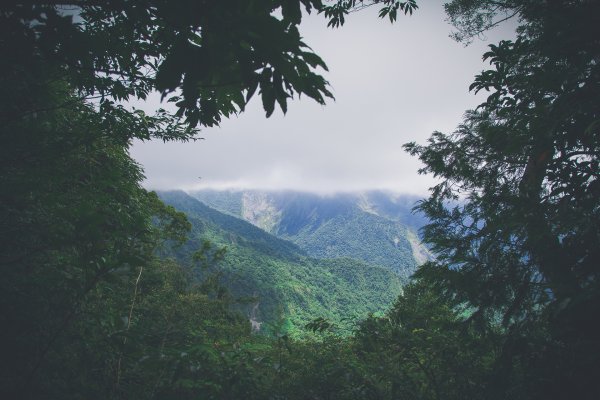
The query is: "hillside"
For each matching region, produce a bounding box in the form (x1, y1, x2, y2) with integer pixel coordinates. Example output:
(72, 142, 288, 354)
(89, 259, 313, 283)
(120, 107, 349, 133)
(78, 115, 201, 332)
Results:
(158, 191, 403, 337)
(191, 190, 432, 280)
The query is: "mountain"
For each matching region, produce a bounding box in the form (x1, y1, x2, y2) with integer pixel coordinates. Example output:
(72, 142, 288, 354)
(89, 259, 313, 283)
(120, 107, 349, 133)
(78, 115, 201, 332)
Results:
(158, 191, 403, 337)
(190, 190, 432, 280)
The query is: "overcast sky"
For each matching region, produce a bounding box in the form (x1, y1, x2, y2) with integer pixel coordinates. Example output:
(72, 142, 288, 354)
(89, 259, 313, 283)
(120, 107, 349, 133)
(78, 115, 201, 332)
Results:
(130, 1, 515, 195)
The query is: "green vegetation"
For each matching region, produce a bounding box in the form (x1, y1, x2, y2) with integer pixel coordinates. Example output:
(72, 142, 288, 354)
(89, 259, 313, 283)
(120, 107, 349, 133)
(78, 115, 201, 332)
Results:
(403, 0, 600, 397)
(192, 190, 424, 280)
(2, 0, 599, 399)
(159, 191, 403, 337)
(285, 209, 416, 280)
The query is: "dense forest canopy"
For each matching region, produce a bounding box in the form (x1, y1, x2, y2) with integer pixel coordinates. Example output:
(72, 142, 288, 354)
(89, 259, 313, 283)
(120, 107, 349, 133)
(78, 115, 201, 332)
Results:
(1, 0, 599, 399)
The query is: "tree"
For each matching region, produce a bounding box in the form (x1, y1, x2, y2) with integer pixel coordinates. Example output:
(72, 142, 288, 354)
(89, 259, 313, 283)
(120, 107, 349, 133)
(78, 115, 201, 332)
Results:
(1, 1, 422, 133)
(0, 85, 192, 397)
(354, 281, 496, 400)
(405, 0, 600, 397)
(0, 83, 264, 398)
(320, 0, 417, 27)
(1, 0, 335, 134)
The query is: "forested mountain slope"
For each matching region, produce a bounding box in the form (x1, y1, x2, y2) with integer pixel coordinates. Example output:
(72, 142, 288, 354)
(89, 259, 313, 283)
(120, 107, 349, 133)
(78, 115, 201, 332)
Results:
(158, 191, 403, 336)
(191, 190, 432, 280)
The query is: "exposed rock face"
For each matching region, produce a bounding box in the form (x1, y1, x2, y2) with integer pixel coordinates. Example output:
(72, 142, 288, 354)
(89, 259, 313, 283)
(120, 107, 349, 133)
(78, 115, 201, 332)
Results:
(406, 229, 434, 265)
(241, 192, 281, 233)
(249, 301, 262, 333)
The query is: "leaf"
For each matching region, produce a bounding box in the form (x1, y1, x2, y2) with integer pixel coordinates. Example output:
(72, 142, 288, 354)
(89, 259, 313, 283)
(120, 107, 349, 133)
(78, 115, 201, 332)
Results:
(155, 43, 187, 95)
(261, 83, 276, 118)
(273, 72, 288, 114)
(301, 51, 328, 71)
(246, 77, 259, 102)
(282, 0, 302, 25)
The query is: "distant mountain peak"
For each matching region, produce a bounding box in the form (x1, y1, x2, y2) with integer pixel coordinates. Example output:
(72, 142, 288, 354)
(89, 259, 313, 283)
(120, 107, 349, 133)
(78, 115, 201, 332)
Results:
(189, 188, 432, 281)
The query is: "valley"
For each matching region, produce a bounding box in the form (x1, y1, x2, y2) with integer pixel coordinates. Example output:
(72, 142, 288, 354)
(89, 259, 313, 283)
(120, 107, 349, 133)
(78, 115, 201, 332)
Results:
(159, 190, 431, 335)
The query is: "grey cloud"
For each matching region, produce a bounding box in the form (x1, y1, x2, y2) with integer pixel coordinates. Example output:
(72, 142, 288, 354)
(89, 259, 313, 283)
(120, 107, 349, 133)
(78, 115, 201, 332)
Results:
(130, 2, 516, 195)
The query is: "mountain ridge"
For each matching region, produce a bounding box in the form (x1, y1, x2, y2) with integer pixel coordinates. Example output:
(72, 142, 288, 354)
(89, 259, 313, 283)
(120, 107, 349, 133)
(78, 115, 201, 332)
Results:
(189, 189, 432, 280)
(157, 190, 404, 336)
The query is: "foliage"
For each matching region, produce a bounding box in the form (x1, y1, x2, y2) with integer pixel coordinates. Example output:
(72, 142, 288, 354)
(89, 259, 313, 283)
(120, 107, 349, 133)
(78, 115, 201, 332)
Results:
(0, 0, 336, 132)
(444, 0, 521, 44)
(405, 0, 600, 397)
(353, 281, 497, 399)
(0, 99, 263, 397)
(321, 0, 418, 27)
(0, 87, 190, 397)
(4, 0, 599, 398)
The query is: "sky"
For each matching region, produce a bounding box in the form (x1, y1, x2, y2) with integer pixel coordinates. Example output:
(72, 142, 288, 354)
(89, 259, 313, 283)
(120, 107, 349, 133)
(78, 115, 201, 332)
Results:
(130, 1, 516, 195)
